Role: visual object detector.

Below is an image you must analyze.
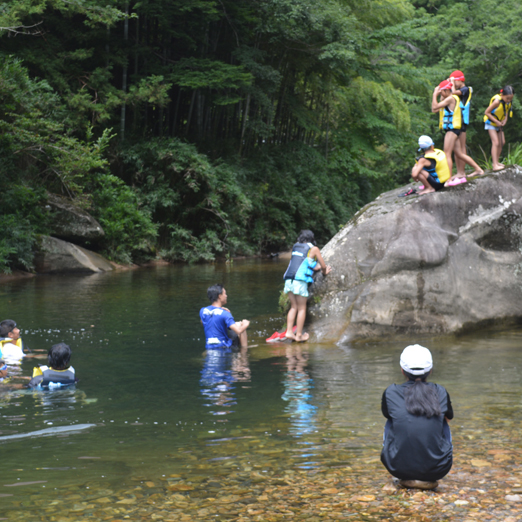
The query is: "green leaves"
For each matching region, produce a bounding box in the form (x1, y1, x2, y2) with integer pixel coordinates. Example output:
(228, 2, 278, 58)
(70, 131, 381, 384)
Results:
(172, 58, 253, 92)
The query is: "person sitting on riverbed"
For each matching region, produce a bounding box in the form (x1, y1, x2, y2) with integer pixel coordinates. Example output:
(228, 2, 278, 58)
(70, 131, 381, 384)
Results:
(27, 343, 77, 389)
(381, 345, 453, 489)
(200, 284, 250, 350)
(0, 319, 27, 364)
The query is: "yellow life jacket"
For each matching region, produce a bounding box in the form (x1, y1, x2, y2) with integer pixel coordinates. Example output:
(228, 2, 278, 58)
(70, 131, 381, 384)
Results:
(439, 95, 462, 130)
(0, 338, 24, 360)
(484, 94, 513, 126)
(424, 149, 451, 184)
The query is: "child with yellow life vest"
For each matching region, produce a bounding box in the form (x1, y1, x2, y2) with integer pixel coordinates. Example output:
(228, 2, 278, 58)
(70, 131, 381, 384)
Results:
(432, 80, 483, 185)
(27, 343, 77, 389)
(484, 86, 515, 171)
(449, 70, 483, 181)
(403, 135, 450, 196)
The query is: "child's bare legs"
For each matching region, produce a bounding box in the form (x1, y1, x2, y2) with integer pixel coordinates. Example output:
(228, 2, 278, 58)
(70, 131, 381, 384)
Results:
(454, 136, 484, 177)
(285, 292, 298, 340)
(413, 169, 435, 195)
(443, 131, 458, 179)
(285, 292, 309, 341)
(455, 132, 466, 178)
(489, 128, 505, 171)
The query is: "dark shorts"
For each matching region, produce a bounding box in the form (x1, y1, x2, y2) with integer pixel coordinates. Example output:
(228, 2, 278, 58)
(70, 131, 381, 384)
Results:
(446, 128, 461, 136)
(227, 329, 240, 349)
(426, 175, 445, 191)
(460, 123, 467, 132)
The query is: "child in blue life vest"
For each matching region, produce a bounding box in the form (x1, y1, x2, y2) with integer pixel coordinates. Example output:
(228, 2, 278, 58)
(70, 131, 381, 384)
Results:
(283, 230, 331, 342)
(381, 345, 453, 490)
(432, 79, 483, 184)
(484, 85, 515, 172)
(27, 343, 77, 389)
(449, 70, 483, 182)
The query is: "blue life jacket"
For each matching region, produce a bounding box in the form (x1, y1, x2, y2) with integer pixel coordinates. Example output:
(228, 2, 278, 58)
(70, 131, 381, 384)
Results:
(283, 243, 317, 284)
(459, 86, 472, 125)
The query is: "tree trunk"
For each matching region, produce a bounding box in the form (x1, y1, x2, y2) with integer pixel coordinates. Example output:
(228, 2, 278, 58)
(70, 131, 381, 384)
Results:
(120, 1, 129, 142)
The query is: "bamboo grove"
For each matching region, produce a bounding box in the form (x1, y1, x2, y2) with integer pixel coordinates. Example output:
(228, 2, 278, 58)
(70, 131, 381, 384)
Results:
(1, 0, 522, 268)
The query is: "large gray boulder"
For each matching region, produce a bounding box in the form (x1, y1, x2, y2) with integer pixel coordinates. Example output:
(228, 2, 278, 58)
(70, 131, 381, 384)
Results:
(34, 236, 113, 274)
(308, 167, 522, 343)
(47, 194, 105, 244)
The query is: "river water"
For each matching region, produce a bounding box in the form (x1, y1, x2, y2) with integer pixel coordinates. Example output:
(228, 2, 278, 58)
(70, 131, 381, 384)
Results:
(0, 259, 521, 521)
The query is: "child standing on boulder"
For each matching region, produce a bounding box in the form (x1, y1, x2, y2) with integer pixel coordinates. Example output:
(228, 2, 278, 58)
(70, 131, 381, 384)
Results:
(283, 230, 331, 342)
(381, 345, 453, 489)
(449, 70, 482, 181)
(432, 80, 483, 182)
(484, 86, 515, 171)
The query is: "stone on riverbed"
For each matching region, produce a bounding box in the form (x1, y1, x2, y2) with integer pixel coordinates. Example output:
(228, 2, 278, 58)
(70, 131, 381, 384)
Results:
(34, 235, 113, 274)
(309, 167, 522, 343)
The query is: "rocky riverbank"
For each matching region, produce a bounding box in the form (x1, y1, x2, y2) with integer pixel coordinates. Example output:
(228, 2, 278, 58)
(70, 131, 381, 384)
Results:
(309, 167, 522, 343)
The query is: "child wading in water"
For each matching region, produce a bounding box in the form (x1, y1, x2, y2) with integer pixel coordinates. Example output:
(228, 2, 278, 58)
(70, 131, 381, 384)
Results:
(283, 230, 331, 342)
(381, 345, 453, 489)
(484, 86, 515, 171)
(432, 79, 483, 183)
(27, 343, 78, 388)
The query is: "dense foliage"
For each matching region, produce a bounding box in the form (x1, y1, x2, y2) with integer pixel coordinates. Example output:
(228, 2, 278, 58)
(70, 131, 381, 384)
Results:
(1, 0, 521, 270)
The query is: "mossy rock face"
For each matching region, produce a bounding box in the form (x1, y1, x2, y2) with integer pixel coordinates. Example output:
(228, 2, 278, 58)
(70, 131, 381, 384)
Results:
(309, 168, 522, 343)
(47, 193, 105, 244)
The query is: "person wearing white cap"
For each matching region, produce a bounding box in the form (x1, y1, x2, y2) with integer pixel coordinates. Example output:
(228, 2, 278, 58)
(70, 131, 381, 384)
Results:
(380, 345, 453, 489)
(400, 136, 450, 196)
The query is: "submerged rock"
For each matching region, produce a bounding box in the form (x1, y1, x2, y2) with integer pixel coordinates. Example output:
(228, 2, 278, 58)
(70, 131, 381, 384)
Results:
(309, 167, 522, 343)
(34, 236, 113, 274)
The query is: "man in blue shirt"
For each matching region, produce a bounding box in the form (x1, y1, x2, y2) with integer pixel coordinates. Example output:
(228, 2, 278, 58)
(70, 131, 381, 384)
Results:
(200, 284, 250, 349)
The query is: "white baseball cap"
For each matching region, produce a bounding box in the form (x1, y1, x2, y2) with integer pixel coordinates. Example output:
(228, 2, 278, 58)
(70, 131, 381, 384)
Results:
(418, 135, 434, 151)
(400, 345, 433, 375)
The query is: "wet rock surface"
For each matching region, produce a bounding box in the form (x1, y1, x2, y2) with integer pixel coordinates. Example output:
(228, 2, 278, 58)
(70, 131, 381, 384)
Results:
(47, 193, 105, 244)
(34, 235, 113, 274)
(309, 167, 522, 343)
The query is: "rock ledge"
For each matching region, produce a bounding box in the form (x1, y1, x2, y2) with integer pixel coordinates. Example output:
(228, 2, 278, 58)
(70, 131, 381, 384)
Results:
(309, 167, 522, 343)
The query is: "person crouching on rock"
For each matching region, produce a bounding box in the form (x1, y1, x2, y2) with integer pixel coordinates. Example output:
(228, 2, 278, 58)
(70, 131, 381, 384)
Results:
(409, 135, 450, 196)
(283, 230, 331, 342)
(381, 344, 453, 490)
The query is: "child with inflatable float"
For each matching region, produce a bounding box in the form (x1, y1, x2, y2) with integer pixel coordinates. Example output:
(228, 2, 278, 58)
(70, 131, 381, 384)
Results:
(401, 69, 515, 197)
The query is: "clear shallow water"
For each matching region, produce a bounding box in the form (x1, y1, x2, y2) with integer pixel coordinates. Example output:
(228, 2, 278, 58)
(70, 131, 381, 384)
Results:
(0, 259, 521, 519)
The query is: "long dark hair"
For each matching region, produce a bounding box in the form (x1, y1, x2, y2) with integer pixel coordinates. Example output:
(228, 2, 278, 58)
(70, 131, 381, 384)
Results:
(501, 85, 514, 96)
(403, 370, 441, 418)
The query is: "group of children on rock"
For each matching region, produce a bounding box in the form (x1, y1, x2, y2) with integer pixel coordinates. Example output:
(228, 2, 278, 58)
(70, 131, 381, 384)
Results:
(0, 319, 77, 389)
(405, 69, 515, 196)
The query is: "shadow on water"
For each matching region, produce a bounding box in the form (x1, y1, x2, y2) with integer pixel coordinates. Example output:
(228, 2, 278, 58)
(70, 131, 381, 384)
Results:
(0, 259, 521, 520)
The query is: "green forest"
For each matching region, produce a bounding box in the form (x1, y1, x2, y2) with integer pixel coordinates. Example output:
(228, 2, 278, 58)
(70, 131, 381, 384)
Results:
(1, 0, 521, 271)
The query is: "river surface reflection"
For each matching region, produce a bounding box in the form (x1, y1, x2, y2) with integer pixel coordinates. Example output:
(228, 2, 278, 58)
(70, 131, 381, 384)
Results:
(0, 259, 521, 520)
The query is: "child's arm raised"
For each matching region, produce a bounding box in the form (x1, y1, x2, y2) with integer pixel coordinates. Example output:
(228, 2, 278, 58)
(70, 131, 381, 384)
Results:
(431, 86, 454, 112)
